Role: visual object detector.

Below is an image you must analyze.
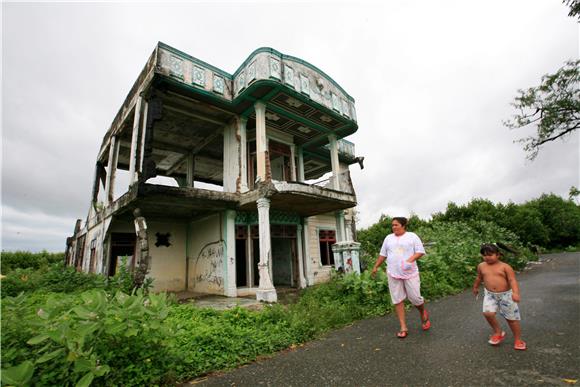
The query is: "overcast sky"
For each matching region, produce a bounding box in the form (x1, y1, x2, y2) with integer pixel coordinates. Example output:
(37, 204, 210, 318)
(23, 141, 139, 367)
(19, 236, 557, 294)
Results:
(2, 1, 579, 252)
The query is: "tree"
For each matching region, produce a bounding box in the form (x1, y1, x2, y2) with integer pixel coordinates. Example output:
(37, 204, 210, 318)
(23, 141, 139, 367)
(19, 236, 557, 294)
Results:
(563, 0, 580, 18)
(505, 59, 580, 160)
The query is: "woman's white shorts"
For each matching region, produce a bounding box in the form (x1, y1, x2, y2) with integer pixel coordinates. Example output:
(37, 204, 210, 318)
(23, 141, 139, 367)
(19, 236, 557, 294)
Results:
(387, 273, 424, 305)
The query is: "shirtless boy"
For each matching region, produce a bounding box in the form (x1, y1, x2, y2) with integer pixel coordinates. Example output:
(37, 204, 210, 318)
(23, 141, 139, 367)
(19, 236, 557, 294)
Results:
(472, 243, 526, 350)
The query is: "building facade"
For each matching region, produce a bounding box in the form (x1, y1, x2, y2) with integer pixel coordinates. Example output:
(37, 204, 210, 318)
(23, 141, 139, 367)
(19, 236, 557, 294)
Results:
(66, 43, 362, 301)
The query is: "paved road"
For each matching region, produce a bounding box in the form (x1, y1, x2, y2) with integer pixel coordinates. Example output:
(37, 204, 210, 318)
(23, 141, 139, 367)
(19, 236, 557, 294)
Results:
(192, 253, 580, 386)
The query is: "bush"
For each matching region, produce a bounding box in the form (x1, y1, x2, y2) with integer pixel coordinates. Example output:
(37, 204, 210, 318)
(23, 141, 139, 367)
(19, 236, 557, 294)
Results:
(1, 289, 175, 386)
(1, 250, 64, 273)
(1, 264, 107, 298)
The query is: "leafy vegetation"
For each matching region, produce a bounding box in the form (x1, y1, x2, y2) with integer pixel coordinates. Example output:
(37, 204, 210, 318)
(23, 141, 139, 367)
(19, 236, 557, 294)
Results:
(431, 193, 580, 250)
(2, 192, 576, 385)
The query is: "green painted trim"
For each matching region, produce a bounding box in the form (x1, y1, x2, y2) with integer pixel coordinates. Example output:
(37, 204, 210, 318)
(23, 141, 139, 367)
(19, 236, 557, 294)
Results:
(157, 42, 356, 109)
(267, 104, 331, 134)
(235, 210, 300, 225)
(156, 70, 358, 134)
(231, 47, 355, 102)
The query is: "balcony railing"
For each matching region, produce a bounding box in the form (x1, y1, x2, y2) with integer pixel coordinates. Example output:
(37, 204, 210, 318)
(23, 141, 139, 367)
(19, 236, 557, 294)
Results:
(309, 170, 354, 194)
(323, 139, 355, 159)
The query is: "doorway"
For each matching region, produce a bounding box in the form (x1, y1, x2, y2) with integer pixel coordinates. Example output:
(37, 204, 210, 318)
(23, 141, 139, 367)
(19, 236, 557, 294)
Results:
(108, 233, 136, 276)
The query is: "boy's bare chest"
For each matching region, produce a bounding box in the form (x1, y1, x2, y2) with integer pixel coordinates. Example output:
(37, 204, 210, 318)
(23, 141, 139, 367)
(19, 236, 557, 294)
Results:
(481, 265, 509, 288)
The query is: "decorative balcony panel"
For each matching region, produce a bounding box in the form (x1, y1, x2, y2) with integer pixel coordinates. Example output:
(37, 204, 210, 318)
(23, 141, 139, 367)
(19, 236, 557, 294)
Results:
(323, 139, 355, 159)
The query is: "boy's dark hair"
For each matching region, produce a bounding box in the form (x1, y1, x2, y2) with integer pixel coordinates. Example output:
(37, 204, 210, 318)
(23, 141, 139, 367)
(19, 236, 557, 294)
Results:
(392, 217, 408, 227)
(480, 243, 500, 255)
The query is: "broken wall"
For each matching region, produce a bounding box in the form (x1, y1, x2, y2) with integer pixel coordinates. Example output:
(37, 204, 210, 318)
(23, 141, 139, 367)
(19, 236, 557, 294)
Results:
(187, 214, 225, 294)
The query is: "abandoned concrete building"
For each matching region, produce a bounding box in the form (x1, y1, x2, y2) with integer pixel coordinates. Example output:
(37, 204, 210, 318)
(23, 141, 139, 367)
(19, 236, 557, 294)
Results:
(66, 42, 363, 301)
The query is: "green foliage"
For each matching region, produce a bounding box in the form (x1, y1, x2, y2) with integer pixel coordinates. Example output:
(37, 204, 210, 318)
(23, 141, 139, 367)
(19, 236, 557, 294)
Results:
(1, 264, 107, 298)
(1, 250, 64, 273)
(1, 289, 174, 386)
(1, 256, 153, 298)
(533, 193, 580, 248)
(415, 221, 534, 299)
(431, 194, 580, 250)
(163, 271, 393, 380)
(504, 59, 579, 160)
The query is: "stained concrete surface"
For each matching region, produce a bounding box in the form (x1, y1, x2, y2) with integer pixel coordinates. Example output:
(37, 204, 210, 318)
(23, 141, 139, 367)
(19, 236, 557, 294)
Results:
(189, 253, 580, 386)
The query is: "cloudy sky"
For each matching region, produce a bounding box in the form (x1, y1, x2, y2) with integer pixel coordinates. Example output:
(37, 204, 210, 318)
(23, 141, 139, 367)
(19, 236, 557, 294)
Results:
(2, 1, 578, 252)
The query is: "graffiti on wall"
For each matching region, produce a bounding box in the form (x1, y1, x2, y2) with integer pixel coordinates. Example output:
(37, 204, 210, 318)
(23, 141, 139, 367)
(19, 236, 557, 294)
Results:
(192, 241, 225, 291)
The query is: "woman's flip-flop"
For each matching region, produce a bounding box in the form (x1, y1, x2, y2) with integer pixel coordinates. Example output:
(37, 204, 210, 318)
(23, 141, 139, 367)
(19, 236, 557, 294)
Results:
(421, 310, 431, 331)
(514, 340, 527, 350)
(397, 330, 408, 339)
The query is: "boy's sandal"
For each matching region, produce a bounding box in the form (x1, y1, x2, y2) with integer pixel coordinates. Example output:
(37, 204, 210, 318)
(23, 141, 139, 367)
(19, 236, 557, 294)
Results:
(488, 331, 506, 345)
(397, 330, 408, 339)
(514, 340, 527, 350)
(421, 310, 431, 331)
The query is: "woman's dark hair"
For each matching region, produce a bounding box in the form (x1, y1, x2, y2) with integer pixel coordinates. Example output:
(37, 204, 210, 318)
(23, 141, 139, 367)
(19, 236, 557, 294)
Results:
(392, 217, 408, 228)
(480, 243, 500, 255)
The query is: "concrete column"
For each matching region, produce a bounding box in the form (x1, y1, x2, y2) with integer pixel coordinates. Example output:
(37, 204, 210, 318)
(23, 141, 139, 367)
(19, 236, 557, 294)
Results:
(224, 210, 237, 297)
(223, 122, 238, 192)
(105, 136, 119, 206)
(328, 134, 340, 190)
(138, 101, 149, 173)
(239, 117, 249, 192)
(289, 144, 297, 181)
(297, 147, 305, 182)
(303, 217, 314, 285)
(256, 198, 277, 302)
(254, 102, 268, 182)
(296, 224, 307, 288)
(186, 153, 195, 187)
(246, 225, 252, 287)
(128, 95, 143, 184)
(336, 210, 346, 242)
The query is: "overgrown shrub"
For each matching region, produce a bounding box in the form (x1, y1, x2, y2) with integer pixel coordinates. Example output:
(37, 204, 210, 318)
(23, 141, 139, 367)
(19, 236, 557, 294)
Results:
(1, 290, 175, 386)
(1, 250, 64, 273)
(1, 264, 107, 298)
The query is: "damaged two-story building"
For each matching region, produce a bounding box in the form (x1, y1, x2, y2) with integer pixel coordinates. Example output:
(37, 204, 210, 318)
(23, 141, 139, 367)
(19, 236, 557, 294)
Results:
(66, 42, 363, 302)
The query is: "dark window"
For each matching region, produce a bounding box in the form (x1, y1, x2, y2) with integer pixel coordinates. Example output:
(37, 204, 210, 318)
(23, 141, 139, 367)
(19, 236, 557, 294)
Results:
(319, 230, 336, 266)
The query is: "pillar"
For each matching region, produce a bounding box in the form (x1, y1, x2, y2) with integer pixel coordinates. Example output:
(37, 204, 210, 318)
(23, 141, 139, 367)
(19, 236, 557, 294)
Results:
(255, 102, 268, 182)
(223, 122, 239, 193)
(239, 117, 249, 192)
(128, 95, 143, 184)
(328, 134, 340, 190)
(303, 217, 314, 285)
(290, 144, 297, 181)
(138, 101, 149, 173)
(256, 198, 277, 302)
(104, 136, 119, 206)
(336, 210, 346, 242)
(224, 210, 237, 297)
(186, 153, 195, 187)
(297, 147, 305, 182)
(296, 224, 307, 288)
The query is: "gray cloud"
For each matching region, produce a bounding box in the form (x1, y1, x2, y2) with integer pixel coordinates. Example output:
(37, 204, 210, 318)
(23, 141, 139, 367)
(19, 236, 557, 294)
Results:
(2, 1, 578, 250)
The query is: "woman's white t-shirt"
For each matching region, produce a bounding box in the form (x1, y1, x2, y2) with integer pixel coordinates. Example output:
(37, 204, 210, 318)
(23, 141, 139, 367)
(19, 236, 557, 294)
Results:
(379, 231, 425, 279)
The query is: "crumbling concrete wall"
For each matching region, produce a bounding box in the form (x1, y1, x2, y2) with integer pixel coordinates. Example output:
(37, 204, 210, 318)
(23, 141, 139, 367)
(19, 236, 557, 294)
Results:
(148, 221, 187, 292)
(188, 214, 225, 294)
